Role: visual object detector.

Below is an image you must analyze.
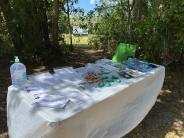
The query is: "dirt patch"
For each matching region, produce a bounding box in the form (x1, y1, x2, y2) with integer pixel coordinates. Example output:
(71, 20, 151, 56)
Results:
(0, 48, 183, 138)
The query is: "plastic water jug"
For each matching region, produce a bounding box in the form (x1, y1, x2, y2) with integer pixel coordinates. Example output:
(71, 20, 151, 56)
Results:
(10, 56, 27, 85)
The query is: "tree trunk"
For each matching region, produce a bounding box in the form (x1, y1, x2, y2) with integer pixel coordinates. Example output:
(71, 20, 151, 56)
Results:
(40, 0, 51, 50)
(16, 0, 53, 63)
(133, 0, 148, 20)
(0, 0, 24, 56)
(52, 0, 59, 47)
(37, 0, 53, 59)
(66, 0, 73, 51)
(127, 0, 133, 42)
(37, 0, 62, 68)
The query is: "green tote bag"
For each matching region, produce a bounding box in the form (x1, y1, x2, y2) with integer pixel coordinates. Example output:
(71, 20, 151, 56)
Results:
(112, 43, 136, 63)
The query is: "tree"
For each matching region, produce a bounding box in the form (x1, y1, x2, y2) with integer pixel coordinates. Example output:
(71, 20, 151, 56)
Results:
(87, 0, 184, 64)
(133, 0, 148, 20)
(0, 0, 24, 56)
(51, 0, 59, 47)
(0, 0, 54, 63)
(66, 0, 73, 50)
(60, 0, 78, 50)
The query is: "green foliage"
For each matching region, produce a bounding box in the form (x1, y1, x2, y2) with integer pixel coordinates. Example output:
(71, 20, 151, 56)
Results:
(0, 0, 63, 64)
(87, 0, 184, 64)
(0, 0, 184, 65)
(0, 11, 13, 56)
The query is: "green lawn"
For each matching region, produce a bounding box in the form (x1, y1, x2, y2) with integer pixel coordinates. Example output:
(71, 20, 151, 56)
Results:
(63, 34, 89, 47)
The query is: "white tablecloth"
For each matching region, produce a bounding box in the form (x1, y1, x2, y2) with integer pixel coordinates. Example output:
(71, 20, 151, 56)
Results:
(7, 66, 165, 138)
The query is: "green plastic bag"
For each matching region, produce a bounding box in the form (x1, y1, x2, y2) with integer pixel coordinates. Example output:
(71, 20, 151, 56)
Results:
(112, 43, 136, 63)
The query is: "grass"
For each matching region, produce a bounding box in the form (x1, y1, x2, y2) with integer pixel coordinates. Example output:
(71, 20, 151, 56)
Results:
(62, 34, 89, 46)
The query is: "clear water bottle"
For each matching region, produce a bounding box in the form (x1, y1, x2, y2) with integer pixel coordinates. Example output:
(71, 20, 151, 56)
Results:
(10, 56, 27, 86)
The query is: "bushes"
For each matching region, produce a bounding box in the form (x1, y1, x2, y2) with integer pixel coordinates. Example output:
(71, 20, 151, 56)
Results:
(87, 0, 184, 65)
(0, 0, 63, 64)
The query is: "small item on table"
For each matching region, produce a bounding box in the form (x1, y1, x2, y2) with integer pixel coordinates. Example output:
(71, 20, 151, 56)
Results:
(115, 79, 121, 83)
(98, 82, 105, 88)
(113, 63, 126, 72)
(104, 82, 112, 87)
(10, 56, 27, 86)
(111, 75, 121, 83)
(100, 69, 111, 74)
(128, 70, 139, 76)
(124, 58, 155, 72)
(84, 70, 122, 88)
(84, 71, 102, 84)
(111, 75, 119, 80)
(118, 71, 133, 79)
(125, 70, 143, 77)
(102, 76, 108, 80)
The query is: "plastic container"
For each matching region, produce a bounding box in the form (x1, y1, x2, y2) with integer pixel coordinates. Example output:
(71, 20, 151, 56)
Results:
(10, 56, 27, 86)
